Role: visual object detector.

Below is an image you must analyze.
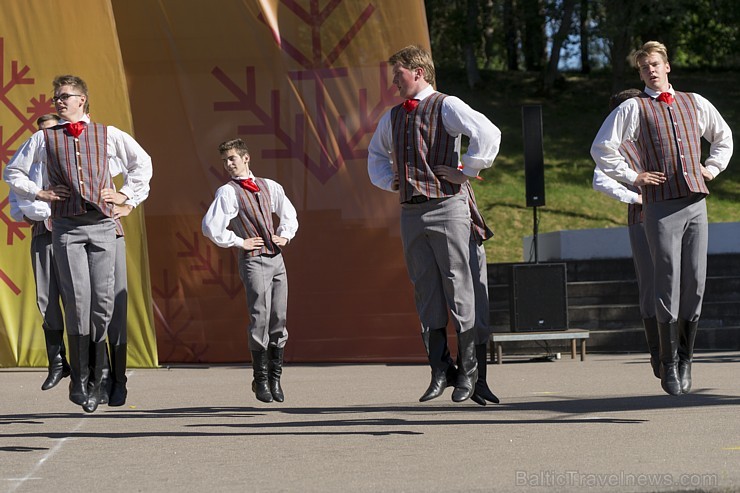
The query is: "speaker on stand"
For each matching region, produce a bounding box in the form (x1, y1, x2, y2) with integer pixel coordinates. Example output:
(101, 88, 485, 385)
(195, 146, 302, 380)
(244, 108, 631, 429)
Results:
(522, 105, 545, 263)
(508, 106, 569, 336)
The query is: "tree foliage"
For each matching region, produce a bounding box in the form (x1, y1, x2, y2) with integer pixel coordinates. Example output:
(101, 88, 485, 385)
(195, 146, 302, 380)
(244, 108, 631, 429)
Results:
(425, 0, 740, 89)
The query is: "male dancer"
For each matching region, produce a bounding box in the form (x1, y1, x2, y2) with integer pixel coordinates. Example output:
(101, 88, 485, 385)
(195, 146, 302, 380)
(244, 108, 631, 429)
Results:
(591, 42, 733, 395)
(100, 162, 150, 407)
(5, 75, 153, 412)
(463, 181, 500, 406)
(592, 89, 660, 379)
(8, 114, 68, 390)
(203, 138, 298, 403)
(368, 45, 501, 403)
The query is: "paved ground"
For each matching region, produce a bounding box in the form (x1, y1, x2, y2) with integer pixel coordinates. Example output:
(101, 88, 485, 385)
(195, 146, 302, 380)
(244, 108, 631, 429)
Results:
(1, 351, 739, 493)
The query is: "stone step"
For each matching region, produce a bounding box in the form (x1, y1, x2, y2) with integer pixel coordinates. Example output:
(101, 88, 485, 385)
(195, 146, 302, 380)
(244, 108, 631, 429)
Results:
(490, 300, 740, 331)
(488, 326, 740, 356)
(489, 276, 740, 311)
(488, 254, 740, 283)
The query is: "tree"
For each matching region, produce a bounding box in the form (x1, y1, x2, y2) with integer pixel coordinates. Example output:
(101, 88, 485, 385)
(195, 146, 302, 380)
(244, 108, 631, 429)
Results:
(463, 0, 483, 88)
(579, 0, 591, 73)
(544, 0, 578, 93)
(522, 0, 547, 71)
(503, 0, 519, 70)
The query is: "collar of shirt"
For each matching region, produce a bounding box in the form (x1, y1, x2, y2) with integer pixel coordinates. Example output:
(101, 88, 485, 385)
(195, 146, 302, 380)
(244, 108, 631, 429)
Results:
(643, 85, 674, 99)
(232, 173, 255, 181)
(411, 85, 436, 102)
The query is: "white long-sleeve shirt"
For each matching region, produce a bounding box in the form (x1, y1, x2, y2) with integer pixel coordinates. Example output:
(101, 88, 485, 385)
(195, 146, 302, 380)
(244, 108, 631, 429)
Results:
(367, 85, 501, 192)
(4, 115, 153, 208)
(202, 173, 298, 249)
(11, 162, 48, 222)
(592, 167, 641, 204)
(590, 86, 733, 185)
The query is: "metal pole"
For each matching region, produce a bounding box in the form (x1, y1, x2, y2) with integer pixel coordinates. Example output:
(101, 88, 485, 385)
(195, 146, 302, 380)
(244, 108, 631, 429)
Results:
(533, 206, 538, 264)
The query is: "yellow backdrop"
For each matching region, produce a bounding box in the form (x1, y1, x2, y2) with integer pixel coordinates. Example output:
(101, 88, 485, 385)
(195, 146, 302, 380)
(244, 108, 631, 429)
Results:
(0, 0, 157, 367)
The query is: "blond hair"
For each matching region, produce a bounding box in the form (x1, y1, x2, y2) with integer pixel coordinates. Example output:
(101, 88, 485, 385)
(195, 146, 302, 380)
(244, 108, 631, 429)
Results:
(388, 45, 436, 86)
(631, 41, 669, 68)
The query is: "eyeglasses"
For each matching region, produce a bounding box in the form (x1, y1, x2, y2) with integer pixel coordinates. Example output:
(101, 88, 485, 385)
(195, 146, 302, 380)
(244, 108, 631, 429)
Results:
(51, 94, 83, 103)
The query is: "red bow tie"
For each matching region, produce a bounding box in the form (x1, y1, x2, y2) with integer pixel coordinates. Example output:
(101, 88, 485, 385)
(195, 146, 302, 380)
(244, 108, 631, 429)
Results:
(402, 99, 420, 113)
(657, 92, 674, 106)
(235, 178, 260, 193)
(65, 121, 86, 137)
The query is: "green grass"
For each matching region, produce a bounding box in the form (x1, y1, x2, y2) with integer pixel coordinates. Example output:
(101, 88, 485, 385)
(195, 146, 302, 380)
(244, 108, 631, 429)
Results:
(436, 69, 740, 262)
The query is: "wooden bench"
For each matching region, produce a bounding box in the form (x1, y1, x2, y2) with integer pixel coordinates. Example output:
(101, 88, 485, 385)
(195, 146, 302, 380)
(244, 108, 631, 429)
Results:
(489, 329, 590, 364)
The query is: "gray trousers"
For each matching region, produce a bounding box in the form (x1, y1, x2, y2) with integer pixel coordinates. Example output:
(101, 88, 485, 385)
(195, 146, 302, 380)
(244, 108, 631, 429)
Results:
(52, 210, 117, 340)
(644, 194, 708, 323)
(30, 231, 64, 333)
(401, 194, 475, 335)
(628, 222, 656, 319)
(109, 234, 128, 346)
(238, 253, 289, 351)
(470, 238, 494, 345)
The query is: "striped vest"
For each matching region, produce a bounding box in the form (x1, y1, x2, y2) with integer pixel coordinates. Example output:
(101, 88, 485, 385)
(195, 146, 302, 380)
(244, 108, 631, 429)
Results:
(635, 92, 706, 203)
(463, 181, 493, 243)
(391, 92, 460, 203)
(43, 123, 115, 218)
(228, 179, 280, 258)
(620, 139, 644, 226)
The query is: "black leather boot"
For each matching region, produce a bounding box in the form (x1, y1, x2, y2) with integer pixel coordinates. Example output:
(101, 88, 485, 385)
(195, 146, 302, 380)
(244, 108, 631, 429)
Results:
(251, 350, 273, 403)
(678, 319, 699, 394)
(87, 339, 111, 405)
(470, 344, 499, 406)
(108, 344, 128, 406)
(419, 329, 456, 402)
(452, 329, 478, 402)
(83, 342, 107, 413)
(99, 343, 111, 405)
(268, 346, 285, 402)
(658, 321, 681, 396)
(643, 317, 660, 379)
(42, 330, 70, 390)
(67, 335, 90, 406)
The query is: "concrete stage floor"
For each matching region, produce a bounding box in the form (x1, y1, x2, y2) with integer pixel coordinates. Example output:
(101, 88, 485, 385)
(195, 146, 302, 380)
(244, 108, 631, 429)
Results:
(2, 352, 739, 492)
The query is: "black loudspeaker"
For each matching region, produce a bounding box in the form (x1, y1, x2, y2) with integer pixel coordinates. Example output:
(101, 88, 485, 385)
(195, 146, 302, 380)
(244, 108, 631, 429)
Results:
(522, 105, 545, 207)
(509, 263, 568, 332)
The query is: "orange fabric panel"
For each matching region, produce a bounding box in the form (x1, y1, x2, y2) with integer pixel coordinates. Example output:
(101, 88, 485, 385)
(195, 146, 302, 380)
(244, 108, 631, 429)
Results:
(112, 0, 431, 362)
